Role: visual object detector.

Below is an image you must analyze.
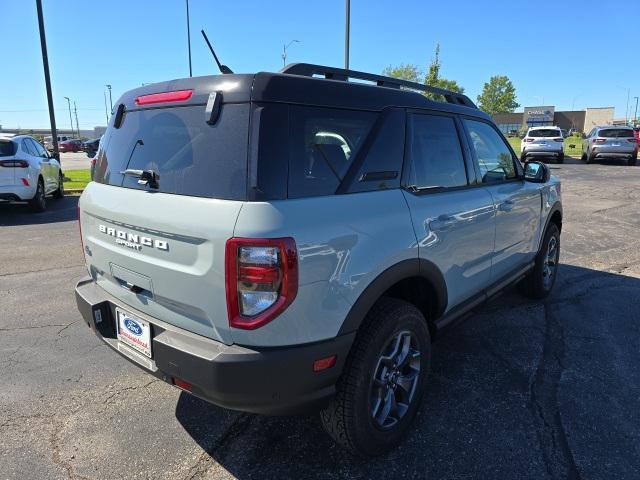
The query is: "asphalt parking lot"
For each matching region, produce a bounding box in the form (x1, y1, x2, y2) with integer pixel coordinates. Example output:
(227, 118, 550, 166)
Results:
(1, 156, 639, 480)
(59, 151, 92, 170)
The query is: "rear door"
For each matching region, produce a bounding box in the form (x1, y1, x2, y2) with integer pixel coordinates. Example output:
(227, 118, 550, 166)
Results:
(462, 118, 541, 282)
(81, 87, 251, 344)
(0, 139, 18, 186)
(401, 112, 495, 310)
(28, 138, 55, 191)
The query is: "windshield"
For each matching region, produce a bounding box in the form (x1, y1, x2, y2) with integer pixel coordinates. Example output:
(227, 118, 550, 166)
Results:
(528, 129, 561, 138)
(599, 129, 634, 138)
(93, 104, 249, 200)
(0, 140, 17, 157)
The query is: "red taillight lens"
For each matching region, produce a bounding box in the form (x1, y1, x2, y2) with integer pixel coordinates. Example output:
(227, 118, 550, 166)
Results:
(313, 355, 337, 372)
(554, 138, 564, 143)
(225, 237, 298, 330)
(134, 89, 193, 106)
(523, 138, 533, 142)
(593, 138, 606, 144)
(627, 138, 637, 143)
(0, 160, 28, 168)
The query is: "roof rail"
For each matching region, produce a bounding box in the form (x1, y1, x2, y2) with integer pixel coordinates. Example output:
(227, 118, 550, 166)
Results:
(280, 63, 477, 109)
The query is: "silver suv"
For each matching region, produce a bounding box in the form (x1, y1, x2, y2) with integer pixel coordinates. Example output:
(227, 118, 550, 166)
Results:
(582, 126, 638, 165)
(75, 64, 563, 455)
(521, 126, 565, 163)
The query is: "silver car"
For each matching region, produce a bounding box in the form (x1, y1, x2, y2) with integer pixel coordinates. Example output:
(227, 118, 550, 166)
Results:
(582, 126, 637, 165)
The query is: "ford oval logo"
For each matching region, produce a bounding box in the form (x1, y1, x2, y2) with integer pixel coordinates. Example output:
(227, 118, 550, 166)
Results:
(124, 318, 143, 336)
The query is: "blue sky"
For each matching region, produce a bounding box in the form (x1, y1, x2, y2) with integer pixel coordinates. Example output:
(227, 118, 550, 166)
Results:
(1, 0, 636, 129)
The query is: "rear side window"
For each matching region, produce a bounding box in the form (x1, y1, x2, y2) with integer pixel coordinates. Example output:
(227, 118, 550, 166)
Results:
(0, 141, 17, 157)
(22, 139, 37, 156)
(528, 129, 561, 138)
(94, 104, 249, 200)
(465, 119, 517, 183)
(288, 106, 376, 198)
(406, 114, 468, 189)
(599, 129, 634, 138)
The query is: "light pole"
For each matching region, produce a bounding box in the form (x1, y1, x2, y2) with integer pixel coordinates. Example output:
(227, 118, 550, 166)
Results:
(634, 96, 639, 125)
(63, 96, 73, 136)
(186, 0, 192, 77)
(36, 0, 59, 157)
(344, 0, 350, 70)
(105, 84, 113, 112)
(281, 40, 299, 67)
(74, 101, 80, 139)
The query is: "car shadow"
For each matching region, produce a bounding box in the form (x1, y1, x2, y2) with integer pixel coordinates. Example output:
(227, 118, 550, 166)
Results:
(175, 263, 640, 479)
(0, 195, 78, 226)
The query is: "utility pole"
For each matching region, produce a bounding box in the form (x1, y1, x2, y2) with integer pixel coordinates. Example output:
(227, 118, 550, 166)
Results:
(103, 91, 109, 123)
(105, 84, 113, 111)
(634, 96, 639, 125)
(64, 97, 73, 137)
(35, 0, 59, 157)
(626, 88, 630, 124)
(186, 0, 192, 77)
(281, 40, 299, 67)
(73, 101, 80, 139)
(344, 0, 350, 70)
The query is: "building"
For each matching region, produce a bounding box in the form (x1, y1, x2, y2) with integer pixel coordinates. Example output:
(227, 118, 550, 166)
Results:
(0, 126, 107, 139)
(493, 106, 614, 135)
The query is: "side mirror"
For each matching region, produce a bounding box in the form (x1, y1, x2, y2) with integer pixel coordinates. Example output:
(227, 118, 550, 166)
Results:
(524, 161, 550, 183)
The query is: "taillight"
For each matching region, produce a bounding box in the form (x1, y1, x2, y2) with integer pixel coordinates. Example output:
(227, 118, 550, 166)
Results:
(0, 160, 28, 168)
(593, 138, 606, 144)
(134, 89, 193, 106)
(523, 138, 534, 142)
(627, 138, 637, 143)
(553, 138, 564, 143)
(225, 237, 298, 330)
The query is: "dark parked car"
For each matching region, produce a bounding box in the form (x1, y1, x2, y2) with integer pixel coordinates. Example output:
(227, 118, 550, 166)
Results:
(59, 139, 82, 152)
(83, 138, 101, 158)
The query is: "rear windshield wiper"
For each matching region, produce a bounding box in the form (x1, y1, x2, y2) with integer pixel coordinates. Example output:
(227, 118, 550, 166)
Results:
(120, 169, 160, 189)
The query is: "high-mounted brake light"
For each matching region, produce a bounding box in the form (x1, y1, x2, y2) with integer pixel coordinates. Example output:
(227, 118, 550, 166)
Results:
(225, 237, 298, 330)
(134, 89, 193, 106)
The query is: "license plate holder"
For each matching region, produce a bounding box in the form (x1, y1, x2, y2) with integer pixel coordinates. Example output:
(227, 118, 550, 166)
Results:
(116, 308, 152, 358)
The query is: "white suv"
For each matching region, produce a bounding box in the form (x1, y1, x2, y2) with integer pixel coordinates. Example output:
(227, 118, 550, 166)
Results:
(521, 126, 564, 163)
(0, 135, 64, 212)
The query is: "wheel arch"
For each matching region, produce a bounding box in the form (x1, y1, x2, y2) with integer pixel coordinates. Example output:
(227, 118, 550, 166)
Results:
(338, 258, 447, 338)
(538, 201, 562, 250)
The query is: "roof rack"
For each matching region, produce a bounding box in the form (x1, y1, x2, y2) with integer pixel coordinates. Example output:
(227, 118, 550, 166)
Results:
(280, 63, 477, 109)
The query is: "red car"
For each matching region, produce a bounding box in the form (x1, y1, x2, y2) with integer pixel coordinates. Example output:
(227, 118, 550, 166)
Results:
(59, 139, 82, 152)
(634, 127, 640, 145)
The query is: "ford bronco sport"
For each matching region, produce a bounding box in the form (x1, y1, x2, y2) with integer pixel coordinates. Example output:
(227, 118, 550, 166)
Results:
(75, 64, 562, 456)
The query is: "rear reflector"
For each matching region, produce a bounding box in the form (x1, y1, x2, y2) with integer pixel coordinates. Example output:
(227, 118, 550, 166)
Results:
(313, 355, 337, 372)
(135, 89, 193, 106)
(21, 178, 29, 186)
(172, 377, 192, 391)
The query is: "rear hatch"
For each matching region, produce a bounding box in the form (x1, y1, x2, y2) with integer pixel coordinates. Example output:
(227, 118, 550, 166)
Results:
(79, 75, 254, 343)
(0, 139, 18, 186)
(598, 128, 636, 150)
(526, 128, 563, 148)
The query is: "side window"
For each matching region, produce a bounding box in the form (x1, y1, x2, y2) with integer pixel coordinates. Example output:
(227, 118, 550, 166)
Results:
(22, 139, 36, 156)
(288, 106, 376, 198)
(406, 114, 468, 189)
(29, 139, 47, 157)
(464, 119, 517, 183)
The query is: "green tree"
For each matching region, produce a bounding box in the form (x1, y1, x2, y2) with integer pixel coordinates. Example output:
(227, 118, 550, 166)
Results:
(477, 75, 520, 115)
(424, 44, 464, 100)
(381, 63, 423, 83)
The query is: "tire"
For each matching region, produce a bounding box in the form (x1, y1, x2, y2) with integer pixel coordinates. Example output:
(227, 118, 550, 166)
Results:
(629, 154, 637, 167)
(28, 177, 46, 212)
(557, 151, 564, 164)
(586, 149, 596, 164)
(520, 223, 560, 299)
(53, 171, 64, 199)
(520, 152, 527, 163)
(581, 151, 587, 162)
(320, 297, 431, 456)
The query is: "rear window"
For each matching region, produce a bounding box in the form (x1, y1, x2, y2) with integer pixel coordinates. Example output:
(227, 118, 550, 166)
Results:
(599, 128, 634, 138)
(0, 140, 16, 157)
(288, 106, 376, 198)
(94, 104, 249, 200)
(528, 129, 562, 138)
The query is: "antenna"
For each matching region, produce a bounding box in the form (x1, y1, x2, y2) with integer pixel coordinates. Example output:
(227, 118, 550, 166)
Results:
(200, 30, 233, 74)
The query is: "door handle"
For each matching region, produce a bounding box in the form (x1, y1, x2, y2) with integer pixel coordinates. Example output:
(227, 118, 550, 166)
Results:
(499, 199, 515, 212)
(429, 215, 456, 231)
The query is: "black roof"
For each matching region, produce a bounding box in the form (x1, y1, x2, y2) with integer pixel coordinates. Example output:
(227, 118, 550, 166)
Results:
(116, 63, 489, 121)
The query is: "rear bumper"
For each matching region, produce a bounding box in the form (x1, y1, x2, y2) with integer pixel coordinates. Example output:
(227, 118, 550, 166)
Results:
(592, 150, 635, 159)
(0, 184, 37, 201)
(522, 149, 562, 157)
(75, 277, 355, 415)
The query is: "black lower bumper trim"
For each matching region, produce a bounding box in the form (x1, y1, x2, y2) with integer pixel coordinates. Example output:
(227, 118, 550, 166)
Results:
(75, 277, 355, 415)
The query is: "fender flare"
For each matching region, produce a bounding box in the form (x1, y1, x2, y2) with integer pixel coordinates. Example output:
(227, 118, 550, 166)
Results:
(338, 258, 447, 335)
(538, 201, 563, 251)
